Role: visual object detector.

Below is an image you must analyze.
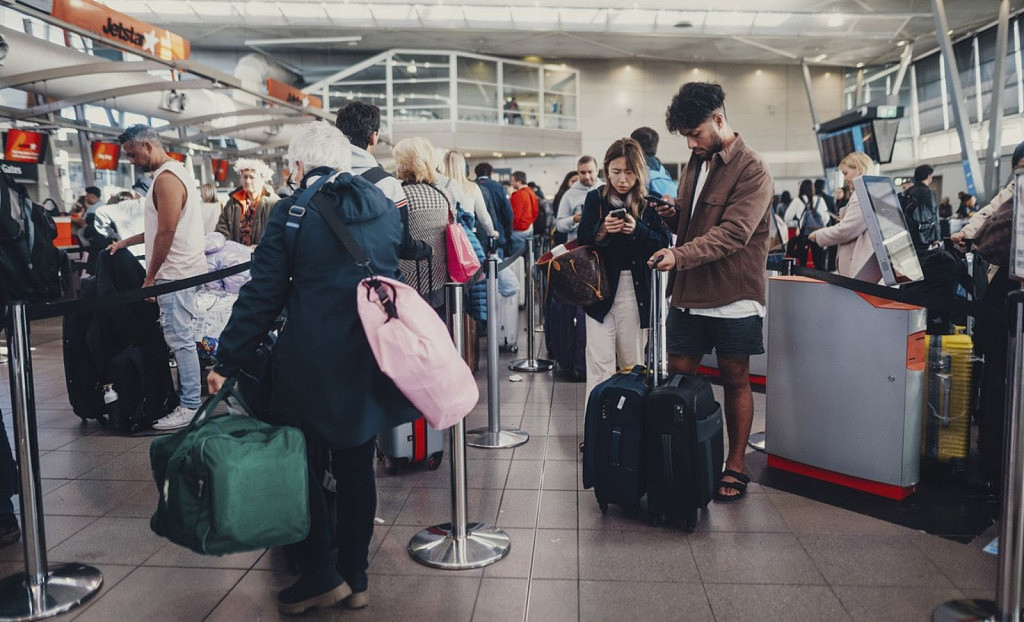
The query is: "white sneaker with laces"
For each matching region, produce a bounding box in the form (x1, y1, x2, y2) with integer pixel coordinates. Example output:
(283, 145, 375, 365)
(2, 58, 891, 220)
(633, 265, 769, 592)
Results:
(152, 406, 197, 431)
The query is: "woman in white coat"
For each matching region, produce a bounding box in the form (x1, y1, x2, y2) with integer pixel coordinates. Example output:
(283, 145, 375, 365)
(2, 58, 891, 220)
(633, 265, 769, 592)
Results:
(808, 151, 875, 279)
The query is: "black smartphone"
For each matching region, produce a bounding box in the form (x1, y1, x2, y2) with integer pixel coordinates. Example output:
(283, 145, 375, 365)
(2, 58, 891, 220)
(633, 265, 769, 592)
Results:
(609, 208, 627, 219)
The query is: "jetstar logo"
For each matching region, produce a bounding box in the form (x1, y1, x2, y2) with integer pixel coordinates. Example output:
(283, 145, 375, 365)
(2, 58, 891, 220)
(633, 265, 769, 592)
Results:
(102, 17, 143, 46)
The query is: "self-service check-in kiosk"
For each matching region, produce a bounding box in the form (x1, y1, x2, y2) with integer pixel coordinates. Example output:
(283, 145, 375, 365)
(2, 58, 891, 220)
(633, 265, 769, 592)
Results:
(765, 176, 926, 500)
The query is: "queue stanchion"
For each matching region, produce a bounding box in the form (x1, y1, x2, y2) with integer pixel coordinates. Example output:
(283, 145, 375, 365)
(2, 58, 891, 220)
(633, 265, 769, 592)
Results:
(466, 256, 529, 449)
(408, 283, 511, 569)
(0, 302, 102, 621)
(510, 237, 553, 373)
(933, 288, 1024, 622)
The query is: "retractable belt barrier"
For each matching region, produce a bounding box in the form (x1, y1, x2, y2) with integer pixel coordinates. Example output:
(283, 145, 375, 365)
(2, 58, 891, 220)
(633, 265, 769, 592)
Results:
(461, 244, 527, 288)
(23, 261, 253, 322)
(790, 265, 1001, 323)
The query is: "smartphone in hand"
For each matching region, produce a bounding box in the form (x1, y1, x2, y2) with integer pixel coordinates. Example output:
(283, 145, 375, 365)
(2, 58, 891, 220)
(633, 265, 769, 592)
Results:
(608, 208, 627, 219)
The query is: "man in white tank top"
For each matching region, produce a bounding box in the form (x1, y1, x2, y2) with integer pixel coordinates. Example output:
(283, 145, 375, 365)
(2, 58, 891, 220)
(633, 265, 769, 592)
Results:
(109, 125, 207, 430)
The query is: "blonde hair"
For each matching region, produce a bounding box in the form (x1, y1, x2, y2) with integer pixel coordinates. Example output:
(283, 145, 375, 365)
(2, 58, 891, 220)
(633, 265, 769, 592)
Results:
(441, 150, 473, 195)
(393, 137, 437, 184)
(601, 137, 649, 216)
(200, 182, 219, 204)
(839, 151, 873, 176)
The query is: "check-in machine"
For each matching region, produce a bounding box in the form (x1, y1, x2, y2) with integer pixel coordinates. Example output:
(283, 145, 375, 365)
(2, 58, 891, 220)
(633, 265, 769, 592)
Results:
(765, 177, 926, 500)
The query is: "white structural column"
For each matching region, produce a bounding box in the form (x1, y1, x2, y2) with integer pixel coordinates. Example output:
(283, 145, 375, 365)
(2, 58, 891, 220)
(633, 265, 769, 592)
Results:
(931, 0, 986, 198)
(983, 0, 1012, 203)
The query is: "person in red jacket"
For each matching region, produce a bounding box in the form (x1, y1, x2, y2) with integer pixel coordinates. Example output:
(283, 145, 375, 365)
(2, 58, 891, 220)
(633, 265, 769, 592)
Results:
(509, 170, 538, 256)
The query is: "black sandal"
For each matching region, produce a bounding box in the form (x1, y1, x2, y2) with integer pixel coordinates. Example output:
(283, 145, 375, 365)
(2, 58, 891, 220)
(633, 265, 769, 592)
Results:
(714, 469, 750, 502)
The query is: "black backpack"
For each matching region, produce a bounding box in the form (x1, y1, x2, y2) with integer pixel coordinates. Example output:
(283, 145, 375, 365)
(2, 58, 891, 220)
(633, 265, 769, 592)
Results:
(0, 169, 65, 306)
(798, 198, 825, 236)
(899, 186, 940, 249)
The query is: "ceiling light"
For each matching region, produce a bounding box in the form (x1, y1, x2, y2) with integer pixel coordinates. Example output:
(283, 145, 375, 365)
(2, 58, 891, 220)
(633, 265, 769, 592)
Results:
(813, 53, 828, 62)
(827, 14, 843, 28)
(244, 36, 362, 46)
(625, 65, 632, 72)
(856, 62, 865, 68)
(896, 40, 907, 47)
(539, 152, 547, 157)
(520, 151, 527, 156)
(755, 69, 762, 75)
(464, 153, 472, 158)
(946, 29, 954, 36)
(824, 72, 831, 77)
(492, 152, 502, 158)
(407, 63, 418, 74)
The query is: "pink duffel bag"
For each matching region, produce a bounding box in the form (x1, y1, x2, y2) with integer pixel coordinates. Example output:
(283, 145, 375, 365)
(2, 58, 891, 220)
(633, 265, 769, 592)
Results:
(356, 275, 478, 430)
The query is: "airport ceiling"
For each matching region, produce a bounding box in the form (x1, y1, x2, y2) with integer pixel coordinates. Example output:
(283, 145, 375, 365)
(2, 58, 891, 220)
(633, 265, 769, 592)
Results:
(98, 0, 1024, 73)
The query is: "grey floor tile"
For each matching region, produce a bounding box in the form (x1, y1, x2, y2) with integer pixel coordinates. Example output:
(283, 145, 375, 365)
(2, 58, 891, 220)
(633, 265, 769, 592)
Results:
(506, 460, 544, 490)
(204, 569, 339, 622)
(800, 534, 954, 587)
(576, 491, 649, 531)
(43, 479, 150, 516)
(106, 486, 158, 518)
(0, 514, 98, 562)
(540, 459, 579, 491)
(510, 436, 547, 461)
(769, 491, 912, 536)
(526, 579, 577, 622)
(474, 578, 528, 622)
(72, 566, 246, 622)
(395, 486, 500, 527)
(482, 527, 535, 579)
(691, 532, 826, 585)
(35, 428, 89, 451)
(578, 529, 700, 583)
(38, 450, 123, 479)
(545, 436, 581, 461)
(706, 583, 852, 622)
(467, 458, 512, 489)
(144, 541, 263, 569)
(518, 416, 550, 438)
(364, 574, 480, 621)
(547, 416, 577, 436)
(375, 486, 413, 526)
(78, 450, 153, 481)
(580, 580, 713, 621)
(832, 585, 967, 622)
(694, 493, 791, 533)
(531, 528, 578, 579)
(59, 433, 149, 453)
(47, 516, 167, 565)
(537, 489, 577, 528)
(496, 489, 540, 529)
(909, 531, 998, 590)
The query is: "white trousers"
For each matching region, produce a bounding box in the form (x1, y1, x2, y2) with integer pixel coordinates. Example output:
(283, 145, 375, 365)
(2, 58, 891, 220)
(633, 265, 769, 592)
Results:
(585, 273, 647, 403)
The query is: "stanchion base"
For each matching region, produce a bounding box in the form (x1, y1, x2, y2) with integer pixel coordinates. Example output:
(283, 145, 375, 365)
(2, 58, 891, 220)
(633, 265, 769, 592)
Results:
(0, 563, 103, 621)
(747, 431, 766, 453)
(932, 598, 998, 621)
(465, 427, 529, 449)
(408, 522, 511, 570)
(508, 358, 554, 372)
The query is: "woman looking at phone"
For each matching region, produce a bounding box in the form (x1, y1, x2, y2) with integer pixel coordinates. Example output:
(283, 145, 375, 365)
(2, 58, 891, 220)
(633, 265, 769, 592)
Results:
(577, 138, 672, 399)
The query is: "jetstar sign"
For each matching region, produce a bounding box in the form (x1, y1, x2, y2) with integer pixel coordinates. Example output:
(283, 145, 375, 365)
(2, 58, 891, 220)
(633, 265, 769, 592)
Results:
(52, 0, 190, 62)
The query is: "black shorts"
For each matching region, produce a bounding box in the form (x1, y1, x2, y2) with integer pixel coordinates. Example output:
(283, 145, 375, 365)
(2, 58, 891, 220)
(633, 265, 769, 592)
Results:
(666, 308, 765, 357)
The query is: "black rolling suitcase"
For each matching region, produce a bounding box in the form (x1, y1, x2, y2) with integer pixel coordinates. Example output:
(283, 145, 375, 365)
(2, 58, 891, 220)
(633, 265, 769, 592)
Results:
(63, 276, 105, 422)
(582, 365, 649, 513)
(644, 374, 723, 531)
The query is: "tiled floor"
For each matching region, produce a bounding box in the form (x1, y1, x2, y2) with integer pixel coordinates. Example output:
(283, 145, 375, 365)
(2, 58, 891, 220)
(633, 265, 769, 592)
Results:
(0, 317, 998, 621)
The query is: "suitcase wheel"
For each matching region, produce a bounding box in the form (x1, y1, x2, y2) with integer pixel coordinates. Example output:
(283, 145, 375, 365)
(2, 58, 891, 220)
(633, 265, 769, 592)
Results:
(381, 456, 399, 476)
(599, 502, 608, 514)
(683, 510, 699, 533)
(427, 453, 443, 471)
(651, 514, 666, 527)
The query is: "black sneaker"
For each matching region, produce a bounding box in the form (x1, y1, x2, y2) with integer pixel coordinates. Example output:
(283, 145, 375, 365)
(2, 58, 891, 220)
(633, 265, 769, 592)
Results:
(0, 515, 20, 547)
(277, 571, 351, 616)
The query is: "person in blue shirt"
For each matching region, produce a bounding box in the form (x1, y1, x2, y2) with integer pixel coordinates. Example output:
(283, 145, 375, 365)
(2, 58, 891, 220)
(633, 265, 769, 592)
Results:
(630, 126, 678, 204)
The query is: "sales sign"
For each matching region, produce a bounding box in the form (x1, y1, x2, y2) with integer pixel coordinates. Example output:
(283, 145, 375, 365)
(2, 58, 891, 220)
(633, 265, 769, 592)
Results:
(52, 0, 191, 62)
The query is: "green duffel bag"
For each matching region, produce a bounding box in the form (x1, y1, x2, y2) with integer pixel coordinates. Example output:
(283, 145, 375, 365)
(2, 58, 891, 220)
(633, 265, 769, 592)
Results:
(150, 378, 310, 556)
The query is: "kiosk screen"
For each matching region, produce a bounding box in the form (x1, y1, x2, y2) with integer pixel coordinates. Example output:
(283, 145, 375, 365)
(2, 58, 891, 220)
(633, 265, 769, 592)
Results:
(852, 175, 923, 286)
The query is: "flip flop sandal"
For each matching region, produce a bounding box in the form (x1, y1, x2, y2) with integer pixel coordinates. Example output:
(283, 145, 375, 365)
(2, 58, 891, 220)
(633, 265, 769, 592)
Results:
(714, 468, 750, 502)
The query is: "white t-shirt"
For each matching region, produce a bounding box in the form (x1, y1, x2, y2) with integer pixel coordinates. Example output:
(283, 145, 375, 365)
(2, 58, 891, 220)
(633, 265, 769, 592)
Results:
(144, 160, 207, 280)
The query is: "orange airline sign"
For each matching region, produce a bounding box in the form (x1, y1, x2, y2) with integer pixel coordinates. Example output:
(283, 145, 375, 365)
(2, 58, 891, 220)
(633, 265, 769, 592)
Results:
(266, 78, 322, 109)
(91, 141, 120, 170)
(5, 129, 45, 163)
(52, 0, 190, 62)
(167, 152, 186, 163)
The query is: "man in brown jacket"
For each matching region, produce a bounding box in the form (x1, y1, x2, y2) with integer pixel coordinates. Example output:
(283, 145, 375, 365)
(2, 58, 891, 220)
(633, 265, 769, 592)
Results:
(649, 82, 774, 502)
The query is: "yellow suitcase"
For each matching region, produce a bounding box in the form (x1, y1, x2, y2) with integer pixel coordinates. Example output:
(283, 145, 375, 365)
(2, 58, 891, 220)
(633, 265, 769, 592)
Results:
(921, 333, 973, 469)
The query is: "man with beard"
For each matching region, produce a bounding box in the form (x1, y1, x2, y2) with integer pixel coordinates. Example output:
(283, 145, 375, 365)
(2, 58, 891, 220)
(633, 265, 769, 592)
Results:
(554, 155, 603, 243)
(109, 124, 207, 430)
(648, 82, 773, 503)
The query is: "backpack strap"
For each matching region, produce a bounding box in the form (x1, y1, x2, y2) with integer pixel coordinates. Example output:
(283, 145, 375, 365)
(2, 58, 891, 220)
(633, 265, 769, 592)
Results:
(284, 172, 336, 265)
(360, 166, 390, 185)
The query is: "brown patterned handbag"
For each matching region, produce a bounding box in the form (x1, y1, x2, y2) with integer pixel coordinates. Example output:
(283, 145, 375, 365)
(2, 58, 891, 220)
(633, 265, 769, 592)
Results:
(537, 240, 607, 307)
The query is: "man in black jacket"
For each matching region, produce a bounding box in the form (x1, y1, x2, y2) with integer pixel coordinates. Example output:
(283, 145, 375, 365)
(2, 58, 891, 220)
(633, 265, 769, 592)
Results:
(902, 164, 940, 251)
(474, 162, 514, 256)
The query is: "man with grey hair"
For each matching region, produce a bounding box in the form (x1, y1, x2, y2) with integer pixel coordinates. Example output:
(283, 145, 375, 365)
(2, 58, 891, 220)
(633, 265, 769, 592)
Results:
(208, 121, 419, 615)
(108, 124, 206, 430)
(216, 158, 278, 246)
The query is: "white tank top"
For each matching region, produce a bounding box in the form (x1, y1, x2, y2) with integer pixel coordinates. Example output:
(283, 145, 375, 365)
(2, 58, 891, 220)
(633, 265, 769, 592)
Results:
(144, 160, 207, 281)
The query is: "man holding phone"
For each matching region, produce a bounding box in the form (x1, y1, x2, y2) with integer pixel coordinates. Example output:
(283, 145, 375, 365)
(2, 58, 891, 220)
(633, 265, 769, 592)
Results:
(648, 82, 774, 503)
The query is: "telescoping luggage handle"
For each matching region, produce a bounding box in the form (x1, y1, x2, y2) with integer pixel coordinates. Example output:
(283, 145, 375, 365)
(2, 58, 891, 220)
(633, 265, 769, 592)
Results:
(648, 255, 667, 388)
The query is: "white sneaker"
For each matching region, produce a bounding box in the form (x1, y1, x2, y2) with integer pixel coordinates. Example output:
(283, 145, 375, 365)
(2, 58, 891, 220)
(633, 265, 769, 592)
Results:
(152, 406, 197, 431)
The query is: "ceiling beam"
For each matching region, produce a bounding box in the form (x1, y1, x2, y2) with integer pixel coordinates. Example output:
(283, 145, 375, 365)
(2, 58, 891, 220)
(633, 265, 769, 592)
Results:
(9, 79, 219, 120)
(158, 107, 305, 131)
(0, 60, 167, 89)
(185, 117, 310, 141)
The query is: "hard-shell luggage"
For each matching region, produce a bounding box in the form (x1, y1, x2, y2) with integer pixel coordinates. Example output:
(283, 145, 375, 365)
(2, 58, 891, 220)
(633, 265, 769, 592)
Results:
(922, 333, 973, 471)
(377, 417, 444, 475)
(496, 289, 519, 352)
(644, 374, 724, 531)
(544, 295, 586, 380)
(582, 365, 649, 513)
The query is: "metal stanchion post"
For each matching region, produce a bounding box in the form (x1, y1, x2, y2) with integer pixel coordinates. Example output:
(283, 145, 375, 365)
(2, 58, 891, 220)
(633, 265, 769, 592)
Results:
(510, 237, 553, 372)
(409, 284, 511, 569)
(0, 302, 102, 620)
(466, 257, 529, 449)
(933, 289, 1024, 622)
